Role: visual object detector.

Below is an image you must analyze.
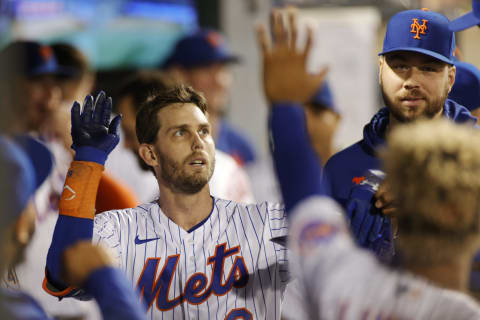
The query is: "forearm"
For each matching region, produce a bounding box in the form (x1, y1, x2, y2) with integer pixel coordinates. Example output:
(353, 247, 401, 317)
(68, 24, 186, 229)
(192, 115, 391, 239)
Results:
(46, 160, 103, 290)
(269, 103, 326, 213)
(84, 267, 146, 320)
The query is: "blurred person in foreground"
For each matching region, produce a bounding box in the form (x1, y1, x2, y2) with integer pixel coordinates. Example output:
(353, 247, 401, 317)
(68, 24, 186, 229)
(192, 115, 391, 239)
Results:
(162, 29, 257, 166)
(257, 9, 480, 318)
(110, 70, 255, 203)
(0, 135, 146, 320)
(0, 40, 101, 318)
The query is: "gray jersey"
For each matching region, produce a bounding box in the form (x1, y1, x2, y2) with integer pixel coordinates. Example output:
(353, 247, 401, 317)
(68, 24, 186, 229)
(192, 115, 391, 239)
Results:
(288, 196, 480, 320)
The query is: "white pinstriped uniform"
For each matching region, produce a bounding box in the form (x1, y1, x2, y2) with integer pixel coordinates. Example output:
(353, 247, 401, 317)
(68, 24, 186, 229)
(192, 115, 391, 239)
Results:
(93, 197, 289, 320)
(288, 196, 480, 320)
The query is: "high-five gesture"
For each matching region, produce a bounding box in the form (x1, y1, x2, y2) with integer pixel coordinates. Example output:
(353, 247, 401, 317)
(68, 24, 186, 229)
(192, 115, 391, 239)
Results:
(256, 8, 328, 104)
(71, 91, 121, 164)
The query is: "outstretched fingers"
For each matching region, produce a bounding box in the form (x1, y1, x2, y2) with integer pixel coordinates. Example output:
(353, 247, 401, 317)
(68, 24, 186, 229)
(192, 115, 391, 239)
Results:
(80, 95, 94, 124)
(108, 114, 122, 136)
(93, 91, 106, 125)
(256, 24, 271, 57)
(71, 101, 81, 131)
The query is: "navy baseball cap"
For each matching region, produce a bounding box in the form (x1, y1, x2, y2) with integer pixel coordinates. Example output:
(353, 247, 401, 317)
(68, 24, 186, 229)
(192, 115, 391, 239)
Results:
(0, 40, 72, 77)
(450, 0, 480, 32)
(162, 29, 240, 69)
(0, 135, 53, 225)
(379, 9, 455, 64)
(310, 82, 339, 114)
(448, 61, 480, 111)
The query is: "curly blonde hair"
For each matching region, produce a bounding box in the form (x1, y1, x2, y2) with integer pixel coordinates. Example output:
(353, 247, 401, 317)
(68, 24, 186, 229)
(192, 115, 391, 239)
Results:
(382, 119, 480, 264)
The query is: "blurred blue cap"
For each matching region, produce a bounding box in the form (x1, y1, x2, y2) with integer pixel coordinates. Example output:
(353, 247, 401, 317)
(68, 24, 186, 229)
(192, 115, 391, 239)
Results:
(0, 135, 53, 225)
(162, 29, 240, 69)
(0, 40, 72, 77)
(379, 9, 455, 64)
(448, 61, 480, 111)
(310, 82, 339, 114)
(450, 0, 480, 32)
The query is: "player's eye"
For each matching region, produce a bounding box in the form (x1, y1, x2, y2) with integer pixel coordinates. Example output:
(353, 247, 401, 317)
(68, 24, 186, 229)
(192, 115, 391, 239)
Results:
(392, 64, 409, 71)
(199, 127, 210, 136)
(174, 129, 185, 137)
(420, 65, 438, 72)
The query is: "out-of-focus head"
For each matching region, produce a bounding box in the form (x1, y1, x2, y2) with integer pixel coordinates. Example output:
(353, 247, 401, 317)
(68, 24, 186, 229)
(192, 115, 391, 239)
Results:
(51, 43, 95, 104)
(450, 0, 480, 32)
(116, 71, 176, 162)
(162, 29, 239, 116)
(0, 41, 69, 133)
(382, 119, 480, 264)
(305, 82, 341, 164)
(0, 135, 53, 272)
(136, 84, 215, 194)
(378, 9, 456, 124)
(448, 61, 480, 120)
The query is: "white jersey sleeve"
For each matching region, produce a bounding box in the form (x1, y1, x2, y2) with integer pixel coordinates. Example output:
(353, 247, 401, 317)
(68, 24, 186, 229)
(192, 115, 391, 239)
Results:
(289, 196, 480, 320)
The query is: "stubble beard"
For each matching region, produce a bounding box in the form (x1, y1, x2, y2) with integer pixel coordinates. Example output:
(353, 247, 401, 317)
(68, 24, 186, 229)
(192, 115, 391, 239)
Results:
(381, 85, 449, 123)
(158, 150, 215, 194)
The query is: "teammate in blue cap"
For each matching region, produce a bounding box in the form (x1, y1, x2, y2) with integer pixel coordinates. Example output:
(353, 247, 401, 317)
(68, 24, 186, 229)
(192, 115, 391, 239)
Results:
(0, 135, 146, 319)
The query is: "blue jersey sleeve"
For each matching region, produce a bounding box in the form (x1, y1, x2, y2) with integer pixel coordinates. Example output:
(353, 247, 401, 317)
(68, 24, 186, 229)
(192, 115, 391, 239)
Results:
(84, 267, 146, 320)
(269, 103, 327, 214)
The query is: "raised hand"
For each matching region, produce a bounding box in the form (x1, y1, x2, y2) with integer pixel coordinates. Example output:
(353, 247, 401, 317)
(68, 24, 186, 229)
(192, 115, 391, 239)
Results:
(256, 8, 328, 104)
(71, 91, 121, 164)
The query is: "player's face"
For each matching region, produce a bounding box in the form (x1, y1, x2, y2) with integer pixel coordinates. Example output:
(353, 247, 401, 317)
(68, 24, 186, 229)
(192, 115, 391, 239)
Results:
(20, 75, 62, 131)
(152, 103, 215, 194)
(379, 51, 455, 123)
(183, 63, 233, 116)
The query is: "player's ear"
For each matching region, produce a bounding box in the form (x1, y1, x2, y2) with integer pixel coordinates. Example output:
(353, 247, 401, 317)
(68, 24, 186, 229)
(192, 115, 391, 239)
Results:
(378, 57, 384, 85)
(447, 64, 456, 94)
(138, 143, 159, 168)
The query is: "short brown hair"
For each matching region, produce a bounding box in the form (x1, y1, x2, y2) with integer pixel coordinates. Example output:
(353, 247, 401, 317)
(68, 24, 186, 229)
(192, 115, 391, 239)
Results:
(136, 84, 208, 144)
(116, 70, 175, 113)
(382, 119, 480, 263)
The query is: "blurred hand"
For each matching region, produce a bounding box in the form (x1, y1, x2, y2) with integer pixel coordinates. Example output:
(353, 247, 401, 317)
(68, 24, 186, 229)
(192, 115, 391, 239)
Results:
(62, 241, 114, 286)
(256, 8, 328, 104)
(375, 181, 398, 216)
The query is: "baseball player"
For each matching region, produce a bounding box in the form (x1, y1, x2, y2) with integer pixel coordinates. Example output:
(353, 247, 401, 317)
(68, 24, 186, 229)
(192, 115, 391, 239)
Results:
(257, 10, 480, 319)
(320, 8, 478, 259)
(0, 135, 146, 320)
(44, 86, 289, 319)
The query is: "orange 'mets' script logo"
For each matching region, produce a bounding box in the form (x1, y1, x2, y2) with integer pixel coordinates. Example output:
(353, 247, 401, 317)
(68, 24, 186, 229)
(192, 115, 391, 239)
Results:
(410, 18, 428, 39)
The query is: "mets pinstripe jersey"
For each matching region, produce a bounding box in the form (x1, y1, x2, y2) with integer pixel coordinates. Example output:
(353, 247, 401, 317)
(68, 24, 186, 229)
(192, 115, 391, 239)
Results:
(288, 196, 480, 320)
(92, 197, 289, 319)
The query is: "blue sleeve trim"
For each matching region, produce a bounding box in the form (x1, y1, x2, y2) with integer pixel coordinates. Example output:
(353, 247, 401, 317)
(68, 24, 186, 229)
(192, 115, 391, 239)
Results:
(269, 103, 326, 214)
(85, 267, 146, 320)
(73, 146, 108, 165)
(46, 215, 94, 288)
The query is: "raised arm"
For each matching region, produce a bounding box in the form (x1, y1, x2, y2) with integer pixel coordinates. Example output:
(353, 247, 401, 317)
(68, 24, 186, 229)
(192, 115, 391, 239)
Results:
(256, 8, 328, 213)
(44, 92, 121, 297)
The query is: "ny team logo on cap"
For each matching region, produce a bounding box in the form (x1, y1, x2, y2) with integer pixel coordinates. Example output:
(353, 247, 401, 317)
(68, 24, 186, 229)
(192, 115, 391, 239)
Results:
(410, 18, 428, 39)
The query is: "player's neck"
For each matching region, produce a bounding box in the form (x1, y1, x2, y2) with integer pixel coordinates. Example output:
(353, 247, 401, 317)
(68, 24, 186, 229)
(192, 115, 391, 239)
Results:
(157, 185, 213, 231)
(404, 255, 470, 293)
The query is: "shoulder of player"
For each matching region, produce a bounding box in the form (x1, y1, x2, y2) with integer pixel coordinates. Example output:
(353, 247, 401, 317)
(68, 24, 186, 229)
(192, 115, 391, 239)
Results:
(324, 140, 365, 172)
(214, 197, 285, 224)
(94, 202, 158, 226)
